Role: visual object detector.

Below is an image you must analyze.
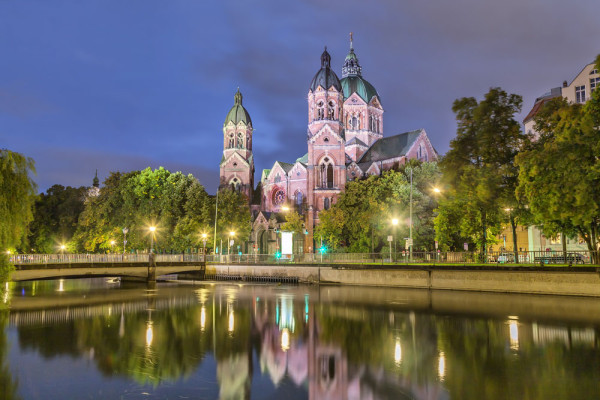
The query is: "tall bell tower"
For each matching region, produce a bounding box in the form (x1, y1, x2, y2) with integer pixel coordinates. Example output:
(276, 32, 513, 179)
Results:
(306, 48, 346, 250)
(219, 89, 254, 200)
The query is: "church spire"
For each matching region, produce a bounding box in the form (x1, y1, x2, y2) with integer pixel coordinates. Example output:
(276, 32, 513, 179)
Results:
(93, 169, 99, 188)
(342, 34, 362, 78)
(320, 46, 331, 68)
(234, 87, 243, 105)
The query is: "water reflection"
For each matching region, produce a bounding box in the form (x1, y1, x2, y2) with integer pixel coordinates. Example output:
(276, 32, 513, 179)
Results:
(5, 280, 600, 399)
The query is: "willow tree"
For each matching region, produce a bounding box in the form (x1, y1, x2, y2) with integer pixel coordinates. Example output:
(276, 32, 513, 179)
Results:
(0, 149, 37, 279)
(437, 88, 526, 257)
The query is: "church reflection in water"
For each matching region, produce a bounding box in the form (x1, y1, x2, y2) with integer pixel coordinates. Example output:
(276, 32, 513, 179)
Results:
(6, 281, 600, 399)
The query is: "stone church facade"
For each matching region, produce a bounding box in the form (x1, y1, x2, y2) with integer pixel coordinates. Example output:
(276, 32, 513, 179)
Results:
(219, 39, 437, 253)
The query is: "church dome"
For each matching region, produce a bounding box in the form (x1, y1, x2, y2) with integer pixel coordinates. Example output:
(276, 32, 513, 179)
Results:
(309, 48, 342, 92)
(341, 75, 381, 104)
(224, 89, 252, 126)
(340, 41, 381, 104)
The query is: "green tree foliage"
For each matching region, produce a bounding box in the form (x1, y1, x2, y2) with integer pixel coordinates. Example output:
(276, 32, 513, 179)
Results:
(516, 58, 600, 263)
(436, 88, 526, 254)
(27, 185, 87, 253)
(315, 162, 441, 252)
(74, 167, 214, 253)
(280, 211, 304, 234)
(0, 149, 37, 279)
(213, 188, 251, 253)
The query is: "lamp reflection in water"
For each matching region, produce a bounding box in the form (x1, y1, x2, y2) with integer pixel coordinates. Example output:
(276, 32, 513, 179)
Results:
(281, 328, 290, 352)
(146, 321, 154, 348)
(509, 316, 519, 350)
(200, 306, 206, 331)
(228, 309, 235, 333)
(438, 351, 446, 380)
(57, 279, 64, 292)
(394, 340, 402, 364)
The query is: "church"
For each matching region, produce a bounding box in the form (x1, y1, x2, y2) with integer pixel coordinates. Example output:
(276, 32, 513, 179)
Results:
(219, 38, 438, 254)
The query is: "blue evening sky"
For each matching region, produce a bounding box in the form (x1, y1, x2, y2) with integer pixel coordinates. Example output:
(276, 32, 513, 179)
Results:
(1, 0, 599, 193)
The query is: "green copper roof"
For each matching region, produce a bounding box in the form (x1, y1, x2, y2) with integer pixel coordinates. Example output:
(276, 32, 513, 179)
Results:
(357, 129, 423, 164)
(296, 153, 308, 163)
(341, 76, 380, 104)
(224, 89, 252, 126)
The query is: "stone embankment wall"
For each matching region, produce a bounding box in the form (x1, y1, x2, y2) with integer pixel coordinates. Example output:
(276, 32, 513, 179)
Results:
(208, 263, 600, 297)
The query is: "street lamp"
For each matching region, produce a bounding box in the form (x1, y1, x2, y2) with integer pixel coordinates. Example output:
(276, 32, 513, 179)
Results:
(122, 227, 129, 255)
(201, 233, 208, 258)
(228, 231, 235, 255)
(149, 226, 156, 253)
(392, 218, 399, 262)
(110, 240, 115, 253)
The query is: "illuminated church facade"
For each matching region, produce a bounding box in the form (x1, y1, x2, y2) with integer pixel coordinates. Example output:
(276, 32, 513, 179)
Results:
(219, 38, 437, 253)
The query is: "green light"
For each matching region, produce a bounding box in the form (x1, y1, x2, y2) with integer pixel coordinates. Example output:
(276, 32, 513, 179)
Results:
(275, 251, 282, 259)
(319, 245, 327, 254)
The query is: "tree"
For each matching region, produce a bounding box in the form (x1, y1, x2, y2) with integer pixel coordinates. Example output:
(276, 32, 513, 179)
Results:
(280, 211, 304, 234)
(213, 188, 251, 253)
(27, 184, 87, 253)
(74, 168, 213, 253)
(436, 88, 526, 256)
(0, 149, 37, 279)
(516, 56, 600, 263)
(315, 163, 441, 252)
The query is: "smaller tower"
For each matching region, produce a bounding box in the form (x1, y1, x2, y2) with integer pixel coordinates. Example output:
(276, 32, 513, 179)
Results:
(220, 89, 254, 200)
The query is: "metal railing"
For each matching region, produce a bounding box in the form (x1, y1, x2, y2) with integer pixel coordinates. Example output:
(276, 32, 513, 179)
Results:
(10, 253, 206, 265)
(9, 250, 598, 266)
(207, 250, 599, 266)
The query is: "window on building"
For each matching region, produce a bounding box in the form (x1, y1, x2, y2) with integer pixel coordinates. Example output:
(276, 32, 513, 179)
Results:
(591, 77, 600, 93)
(316, 101, 324, 120)
(575, 85, 586, 103)
(273, 189, 285, 205)
(350, 115, 359, 130)
(319, 157, 334, 189)
(295, 191, 303, 212)
(590, 69, 599, 75)
(228, 133, 234, 148)
(274, 173, 281, 183)
(230, 178, 240, 192)
(324, 197, 330, 210)
(237, 132, 244, 149)
(328, 101, 335, 120)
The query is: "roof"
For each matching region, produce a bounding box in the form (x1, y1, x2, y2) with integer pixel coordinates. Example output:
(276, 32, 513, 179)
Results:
(341, 75, 380, 104)
(523, 88, 562, 123)
(261, 169, 271, 182)
(224, 89, 252, 126)
(295, 153, 308, 163)
(309, 48, 341, 92)
(357, 129, 423, 164)
(346, 137, 368, 147)
(275, 161, 294, 174)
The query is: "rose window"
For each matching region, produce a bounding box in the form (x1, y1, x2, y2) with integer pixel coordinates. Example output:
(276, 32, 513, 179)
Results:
(273, 189, 285, 205)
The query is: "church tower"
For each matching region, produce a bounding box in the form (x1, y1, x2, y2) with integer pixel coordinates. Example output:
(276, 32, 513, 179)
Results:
(220, 89, 254, 200)
(306, 48, 346, 250)
(340, 34, 384, 162)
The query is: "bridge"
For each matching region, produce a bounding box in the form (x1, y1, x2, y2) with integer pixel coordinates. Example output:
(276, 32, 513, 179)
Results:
(10, 253, 206, 282)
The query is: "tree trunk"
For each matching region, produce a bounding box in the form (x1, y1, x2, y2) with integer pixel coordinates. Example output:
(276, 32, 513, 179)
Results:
(481, 210, 487, 262)
(511, 216, 518, 264)
(561, 232, 567, 264)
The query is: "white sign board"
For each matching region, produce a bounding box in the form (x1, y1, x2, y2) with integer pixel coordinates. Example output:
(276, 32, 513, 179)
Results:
(387, 236, 393, 242)
(281, 232, 293, 255)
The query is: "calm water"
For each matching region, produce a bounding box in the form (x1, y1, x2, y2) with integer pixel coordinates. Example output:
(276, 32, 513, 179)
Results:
(1, 279, 600, 399)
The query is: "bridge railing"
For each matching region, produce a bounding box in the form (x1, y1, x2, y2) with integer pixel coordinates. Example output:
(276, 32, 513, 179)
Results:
(10, 253, 208, 265)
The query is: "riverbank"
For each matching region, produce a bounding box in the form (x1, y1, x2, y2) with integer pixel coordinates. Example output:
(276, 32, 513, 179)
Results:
(207, 263, 600, 297)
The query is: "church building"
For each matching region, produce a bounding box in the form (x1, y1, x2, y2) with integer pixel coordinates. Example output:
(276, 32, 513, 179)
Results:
(219, 38, 438, 253)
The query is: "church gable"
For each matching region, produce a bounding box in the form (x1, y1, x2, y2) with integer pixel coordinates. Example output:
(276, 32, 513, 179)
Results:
(288, 162, 307, 179)
(343, 92, 367, 106)
(404, 129, 438, 162)
(365, 162, 380, 176)
(221, 152, 250, 168)
(368, 96, 383, 109)
(309, 124, 344, 145)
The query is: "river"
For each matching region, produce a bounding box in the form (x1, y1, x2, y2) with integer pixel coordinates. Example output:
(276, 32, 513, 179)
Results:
(1, 278, 599, 399)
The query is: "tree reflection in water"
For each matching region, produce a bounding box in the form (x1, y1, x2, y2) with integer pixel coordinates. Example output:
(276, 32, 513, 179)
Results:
(7, 281, 600, 399)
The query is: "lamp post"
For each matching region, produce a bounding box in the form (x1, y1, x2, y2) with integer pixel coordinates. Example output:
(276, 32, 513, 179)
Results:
(228, 231, 235, 256)
(149, 226, 156, 254)
(201, 233, 208, 260)
(392, 218, 399, 262)
(110, 240, 115, 254)
(122, 227, 129, 255)
(409, 167, 413, 262)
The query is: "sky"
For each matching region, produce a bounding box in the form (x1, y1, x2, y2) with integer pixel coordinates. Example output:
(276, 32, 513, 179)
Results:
(1, 0, 599, 194)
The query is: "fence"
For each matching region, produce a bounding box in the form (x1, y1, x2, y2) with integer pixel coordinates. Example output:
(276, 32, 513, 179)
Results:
(207, 250, 599, 265)
(10, 253, 206, 265)
(9, 250, 598, 266)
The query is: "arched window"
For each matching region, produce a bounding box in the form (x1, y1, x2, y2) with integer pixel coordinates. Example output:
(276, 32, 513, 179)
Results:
(369, 115, 374, 131)
(237, 132, 244, 149)
(316, 101, 325, 120)
(350, 115, 359, 130)
(295, 191, 303, 212)
(327, 101, 335, 120)
(324, 197, 330, 210)
(246, 134, 251, 150)
(228, 133, 234, 148)
(230, 177, 240, 192)
(319, 157, 334, 189)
